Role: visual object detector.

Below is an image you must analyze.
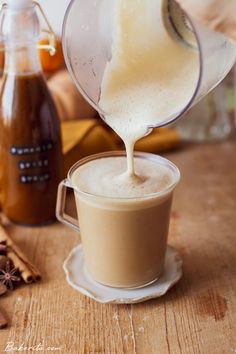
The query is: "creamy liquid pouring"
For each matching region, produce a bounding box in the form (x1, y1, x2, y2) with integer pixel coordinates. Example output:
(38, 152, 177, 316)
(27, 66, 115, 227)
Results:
(99, 0, 200, 178)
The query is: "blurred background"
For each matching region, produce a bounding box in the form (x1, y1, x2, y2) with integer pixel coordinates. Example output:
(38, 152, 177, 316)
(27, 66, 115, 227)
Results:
(39, 0, 70, 35)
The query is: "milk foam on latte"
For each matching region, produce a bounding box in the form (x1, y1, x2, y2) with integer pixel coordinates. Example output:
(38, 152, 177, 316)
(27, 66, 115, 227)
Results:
(72, 156, 175, 198)
(99, 0, 200, 175)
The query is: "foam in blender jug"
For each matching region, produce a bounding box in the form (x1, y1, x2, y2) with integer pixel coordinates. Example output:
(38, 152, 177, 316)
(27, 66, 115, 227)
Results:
(62, 0, 236, 129)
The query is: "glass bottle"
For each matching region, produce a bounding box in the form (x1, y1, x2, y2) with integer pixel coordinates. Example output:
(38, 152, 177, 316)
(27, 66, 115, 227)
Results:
(0, 0, 63, 225)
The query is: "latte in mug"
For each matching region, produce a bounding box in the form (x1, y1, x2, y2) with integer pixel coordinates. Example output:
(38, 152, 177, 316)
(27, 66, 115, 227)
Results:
(64, 152, 180, 288)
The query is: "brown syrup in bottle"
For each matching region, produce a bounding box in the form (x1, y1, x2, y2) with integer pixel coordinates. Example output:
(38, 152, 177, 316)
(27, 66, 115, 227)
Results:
(0, 73, 63, 225)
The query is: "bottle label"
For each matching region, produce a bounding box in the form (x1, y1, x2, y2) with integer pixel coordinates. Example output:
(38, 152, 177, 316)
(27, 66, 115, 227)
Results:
(19, 173, 50, 184)
(9, 141, 53, 184)
(10, 142, 53, 156)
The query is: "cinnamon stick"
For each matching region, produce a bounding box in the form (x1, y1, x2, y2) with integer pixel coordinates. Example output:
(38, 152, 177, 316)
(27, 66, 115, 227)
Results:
(0, 225, 41, 284)
(0, 308, 8, 329)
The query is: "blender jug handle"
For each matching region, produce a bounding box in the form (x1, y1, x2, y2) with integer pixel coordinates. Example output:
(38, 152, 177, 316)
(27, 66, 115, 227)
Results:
(56, 180, 80, 233)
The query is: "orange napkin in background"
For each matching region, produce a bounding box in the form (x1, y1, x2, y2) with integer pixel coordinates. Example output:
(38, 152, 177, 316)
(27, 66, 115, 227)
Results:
(62, 120, 117, 174)
(62, 120, 180, 174)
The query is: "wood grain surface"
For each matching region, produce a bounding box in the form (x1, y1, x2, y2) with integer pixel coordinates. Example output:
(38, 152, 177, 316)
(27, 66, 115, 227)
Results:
(0, 141, 236, 354)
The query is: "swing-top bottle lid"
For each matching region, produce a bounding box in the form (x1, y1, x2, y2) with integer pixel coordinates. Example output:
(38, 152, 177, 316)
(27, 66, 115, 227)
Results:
(6, 0, 33, 10)
(1, 0, 56, 56)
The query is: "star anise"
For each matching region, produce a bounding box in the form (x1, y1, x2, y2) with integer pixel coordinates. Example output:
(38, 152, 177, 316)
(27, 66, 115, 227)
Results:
(0, 244, 7, 255)
(0, 261, 21, 290)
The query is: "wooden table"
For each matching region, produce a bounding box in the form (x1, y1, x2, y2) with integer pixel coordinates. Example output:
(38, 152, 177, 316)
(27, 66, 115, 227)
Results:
(0, 141, 236, 354)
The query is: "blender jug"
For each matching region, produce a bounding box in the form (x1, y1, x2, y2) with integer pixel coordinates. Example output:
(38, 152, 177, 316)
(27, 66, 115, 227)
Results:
(62, 0, 236, 128)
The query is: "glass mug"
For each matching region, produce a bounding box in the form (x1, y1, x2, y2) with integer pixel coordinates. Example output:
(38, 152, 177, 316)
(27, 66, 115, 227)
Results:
(56, 152, 180, 289)
(62, 0, 236, 128)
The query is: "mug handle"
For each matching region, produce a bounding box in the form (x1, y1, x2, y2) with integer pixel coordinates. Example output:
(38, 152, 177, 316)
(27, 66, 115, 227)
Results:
(56, 179, 80, 232)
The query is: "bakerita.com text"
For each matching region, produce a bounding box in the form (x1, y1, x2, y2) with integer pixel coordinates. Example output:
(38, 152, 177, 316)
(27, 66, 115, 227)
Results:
(4, 342, 62, 352)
